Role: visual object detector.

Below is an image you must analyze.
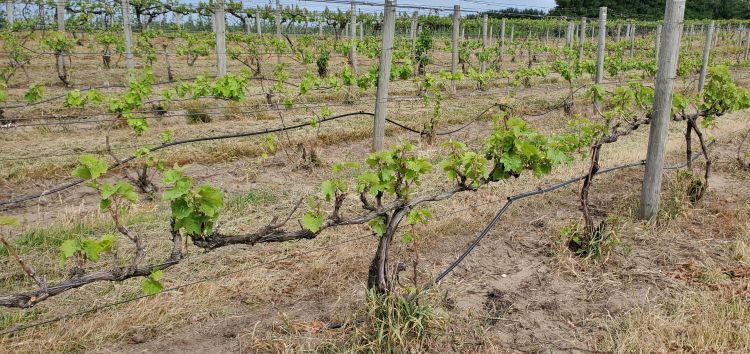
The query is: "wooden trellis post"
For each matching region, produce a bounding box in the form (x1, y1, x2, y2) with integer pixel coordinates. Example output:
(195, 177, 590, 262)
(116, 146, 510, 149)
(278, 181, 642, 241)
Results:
(500, 18, 506, 61)
(698, 21, 714, 93)
(655, 24, 662, 61)
(578, 17, 586, 61)
(121, 0, 134, 71)
(640, 0, 686, 220)
(275, 0, 281, 64)
(56, 0, 65, 31)
(410, 11, 418, 56)
(372, 0, 396, 152)
(350, 0, 358, 74)
(480, 14, 487, 73)
(5, 0, 13, 27)
(595, 8, 606, 84)
(214, 0, 227, 78)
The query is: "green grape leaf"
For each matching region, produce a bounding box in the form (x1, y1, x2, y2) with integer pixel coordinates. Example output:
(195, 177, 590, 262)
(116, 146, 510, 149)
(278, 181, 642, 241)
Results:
(162, 183, 190, 200)
(197, 185, 224, 217)
(181, 216, 203, 236)
(98, 234, 117, 253)
(321, 106, 332, 118)
(73, 154, 108, 180)
(499, 153, 523, 173)
(116, 181, 138, 203)
(60, 240, 80, 259)
(100, 183, 117, 200)
(99, 198, 112, 212)
(407, 207, 432, 225)
(546, 148, 571, 166)
(402, 231, 413, 244)
(321, 180, 336, 202)
(170, 198, 192, 219)
(142, 275, 163, 295)
(368, 216, 386, 237)
(87, 89, 104, 105)
(302, 212, 324, 233)
(81, 239, 102, 262)
(162, 168, 184, 185)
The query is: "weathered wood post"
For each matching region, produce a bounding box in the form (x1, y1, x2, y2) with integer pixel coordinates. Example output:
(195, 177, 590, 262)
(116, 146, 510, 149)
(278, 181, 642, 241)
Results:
(655, 24, 662, 61)
(698, 21, 714, 92)
(480, 14, 488, 73)
(500, 18, 506, 62)
(640, 0, 686, 220)
(121, 0, 134, 71)
(350, 0, 358, 74)
(595, 8, 606, 84)
(5, 0, 13, 27)
(214, 0, 227, 78)
(450, 5, 460, 93)
(372, 0, 396, 152)
(578, 17, 587, 61)
(56, 0, 65, 31)
(275, 0, 281, 64)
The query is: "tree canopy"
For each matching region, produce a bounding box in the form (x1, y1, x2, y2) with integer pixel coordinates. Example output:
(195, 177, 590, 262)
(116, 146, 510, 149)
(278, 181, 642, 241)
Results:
(469, 8, 547, 19)
(549, 0, 750, 20)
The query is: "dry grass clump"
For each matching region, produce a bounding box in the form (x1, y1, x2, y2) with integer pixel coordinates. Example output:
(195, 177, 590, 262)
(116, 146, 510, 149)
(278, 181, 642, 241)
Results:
(600, 168, 750, 353)
(184, 102, 212, 124)
(1, 160, 72, 185)
(345, 290, 444, 353)
(655, 170, 696, 226)
(729, 221, 750, 264)
(269, 289, 447, 353)
(1, 282, 227, 353)
(558, 217, 623, 262)
(602, 289, 750, 353)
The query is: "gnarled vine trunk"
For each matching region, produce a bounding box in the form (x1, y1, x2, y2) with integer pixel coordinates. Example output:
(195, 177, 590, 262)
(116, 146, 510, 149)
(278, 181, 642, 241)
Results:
(580, 143, 603, 234)
(162, 44, 173, 81)
(686, 117, 711, 200)
(55, 52, 71, 87)
(367, 207, 410, 293)
(102, 48, 111, 69)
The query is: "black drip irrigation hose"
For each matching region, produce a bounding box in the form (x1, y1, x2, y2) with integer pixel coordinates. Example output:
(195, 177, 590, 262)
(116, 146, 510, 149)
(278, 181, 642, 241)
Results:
(385, 102, 505, 137)
(327, 140, 716, 331)
(524, 83, 589, 117)
(424, 140, 716, 290)
(0, 233, 373, 337)
(0, 135, 718, 334)
(0, 111, 374, 208)
(0, 103, 508, 208)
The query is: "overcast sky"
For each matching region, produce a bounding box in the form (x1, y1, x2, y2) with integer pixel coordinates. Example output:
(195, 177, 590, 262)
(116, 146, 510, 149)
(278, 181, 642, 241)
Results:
(269, 0, 559, 14)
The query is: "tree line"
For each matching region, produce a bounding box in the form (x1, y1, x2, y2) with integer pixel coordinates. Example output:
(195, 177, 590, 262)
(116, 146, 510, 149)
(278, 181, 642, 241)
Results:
(550, 0, 750, 20)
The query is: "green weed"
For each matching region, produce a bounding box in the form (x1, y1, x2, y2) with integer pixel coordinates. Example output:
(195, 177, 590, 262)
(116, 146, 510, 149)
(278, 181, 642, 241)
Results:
(347, 289, 437, 353)
(0, 213, 161, 256)
(226, 189, 287, 211)
(657, 170, 696, 225)
(563, 218, 622, 263)
(0, 307, 45, 332)
(185, 103, 211, 124)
